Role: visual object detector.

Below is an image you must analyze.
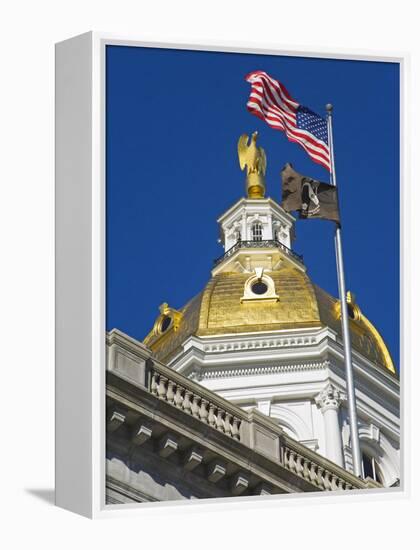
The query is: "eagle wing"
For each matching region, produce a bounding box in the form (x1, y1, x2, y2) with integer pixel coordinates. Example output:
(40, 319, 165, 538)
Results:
(237, 134, 250, 171)
(259, 146, 267, 175)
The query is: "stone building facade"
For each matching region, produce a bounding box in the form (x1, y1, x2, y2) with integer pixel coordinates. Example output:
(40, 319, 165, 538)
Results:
(106, 330, 380, 503)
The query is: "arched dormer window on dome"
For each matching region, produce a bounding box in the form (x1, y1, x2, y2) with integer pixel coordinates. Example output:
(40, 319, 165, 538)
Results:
(251, 221, 263, 241)
(241, 269, 279, 303)
(361, 452, 383, 485)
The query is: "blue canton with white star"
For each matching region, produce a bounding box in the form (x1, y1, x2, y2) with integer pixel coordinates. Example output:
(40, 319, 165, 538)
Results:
(296, 105, 328, 144)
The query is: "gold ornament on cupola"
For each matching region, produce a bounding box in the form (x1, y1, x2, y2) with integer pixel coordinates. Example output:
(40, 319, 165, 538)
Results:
(237, 132, 267, 199)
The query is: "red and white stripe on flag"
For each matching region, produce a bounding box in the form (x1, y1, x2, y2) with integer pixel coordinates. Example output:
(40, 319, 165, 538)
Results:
(245, 70, 331, 172)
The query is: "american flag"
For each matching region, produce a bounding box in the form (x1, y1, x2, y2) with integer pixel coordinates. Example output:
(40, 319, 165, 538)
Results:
(245, 70, 331, 172)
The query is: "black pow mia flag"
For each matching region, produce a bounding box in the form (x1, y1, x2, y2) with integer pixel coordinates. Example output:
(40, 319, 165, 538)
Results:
(281, 163, 340, 223)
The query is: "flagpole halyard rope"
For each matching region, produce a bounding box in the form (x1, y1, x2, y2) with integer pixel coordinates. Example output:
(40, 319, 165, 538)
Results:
(326, 104, 363, 478)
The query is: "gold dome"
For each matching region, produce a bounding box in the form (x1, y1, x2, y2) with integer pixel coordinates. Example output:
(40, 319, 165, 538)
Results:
(143, 262, 396, 375)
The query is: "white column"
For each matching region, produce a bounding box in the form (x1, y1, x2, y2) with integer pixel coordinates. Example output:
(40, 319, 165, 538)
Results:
(241, 214, 247, 241)
(267, 212, 273, 240)
(315, 384, 344, 468)
(282, 224, 291, 249)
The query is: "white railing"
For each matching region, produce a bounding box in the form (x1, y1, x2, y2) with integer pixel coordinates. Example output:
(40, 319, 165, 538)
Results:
(150, 368, 243, 441)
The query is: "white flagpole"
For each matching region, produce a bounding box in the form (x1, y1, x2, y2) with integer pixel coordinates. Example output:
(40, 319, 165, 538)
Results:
(326, 103, 363, 478)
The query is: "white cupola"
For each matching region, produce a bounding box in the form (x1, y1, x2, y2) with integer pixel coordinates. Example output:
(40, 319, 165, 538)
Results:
(212, 132, 302, 276)
(218, 196, 295, 251)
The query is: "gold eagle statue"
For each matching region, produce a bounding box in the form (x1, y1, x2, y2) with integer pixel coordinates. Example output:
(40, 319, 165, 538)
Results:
(237, 132, 267, 199)
(238, 131, 267, 176)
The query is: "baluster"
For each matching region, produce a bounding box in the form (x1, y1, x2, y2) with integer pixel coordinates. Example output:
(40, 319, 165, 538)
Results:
(174, 385, 184, 408)
(191, 395, 200, 418)
(309, 462, 317, 484)
(231, 417, 241, 440)
(288, 450, 297, 473)
(295, 454, 304, 477)
(331, 475, 339, 491)
(208, 403, 216, 427)
(322, 470, 331, 490)
(224, 413, 233, 437)
(157, 375, 168, 400)
(283, 447, 290, 469)
(151, 372, 158, 395)
(337, 478, 345, 491)
(198, 399, 209, 423)
(182, 390, 193, 414)
(316, 466, 324, 488)
(166, 380, 176, 404)
(302, 459, 310, 481)
(216, 409, 225, 432)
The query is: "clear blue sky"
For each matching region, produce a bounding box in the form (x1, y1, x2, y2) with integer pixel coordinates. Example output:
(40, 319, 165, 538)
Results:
(106, 45, 400, 368)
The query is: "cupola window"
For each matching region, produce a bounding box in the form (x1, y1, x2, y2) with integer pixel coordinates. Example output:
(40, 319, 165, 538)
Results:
(251, 222, 263, 241)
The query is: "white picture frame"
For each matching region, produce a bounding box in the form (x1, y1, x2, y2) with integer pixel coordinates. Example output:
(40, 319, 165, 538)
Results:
(55, 32, 408, 519)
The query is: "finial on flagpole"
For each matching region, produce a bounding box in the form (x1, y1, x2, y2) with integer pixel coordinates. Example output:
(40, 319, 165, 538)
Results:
(326, 103, 333, 113)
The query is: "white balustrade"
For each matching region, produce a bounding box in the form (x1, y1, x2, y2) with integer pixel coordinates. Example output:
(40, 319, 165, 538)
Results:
(150, 370, 242, 441)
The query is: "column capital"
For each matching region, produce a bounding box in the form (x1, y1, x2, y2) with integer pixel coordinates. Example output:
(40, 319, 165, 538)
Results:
(315, 383, 342, 413)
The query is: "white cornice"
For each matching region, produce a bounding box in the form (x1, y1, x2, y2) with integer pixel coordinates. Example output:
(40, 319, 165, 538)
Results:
(169, 328, 334, 373)
(211, 246, 306, 276)
(325, 339, 400, 394)
(216, 197, 295, 225)
(169, 329, 400, 417)
(195, 361, 329, 380)
(187, 326, 329, 341)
